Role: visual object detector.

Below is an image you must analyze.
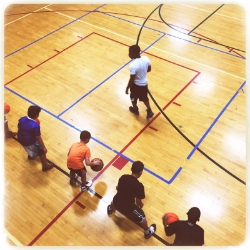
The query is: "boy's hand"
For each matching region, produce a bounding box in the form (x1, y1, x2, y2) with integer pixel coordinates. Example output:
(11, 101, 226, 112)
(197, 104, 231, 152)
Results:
(125, 87, 129, 94)
(93, 159, 102, 165)
(162, 214, 168, 226)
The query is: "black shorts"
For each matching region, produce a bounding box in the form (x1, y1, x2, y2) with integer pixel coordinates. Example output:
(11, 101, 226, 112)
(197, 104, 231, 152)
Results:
(113, 199, 146, 223)
(130, 84, 149, 102)
(68, 167, 87, 177)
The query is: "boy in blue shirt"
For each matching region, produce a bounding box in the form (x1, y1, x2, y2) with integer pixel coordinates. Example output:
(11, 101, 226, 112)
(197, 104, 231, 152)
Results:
(17, 105, 53, 171)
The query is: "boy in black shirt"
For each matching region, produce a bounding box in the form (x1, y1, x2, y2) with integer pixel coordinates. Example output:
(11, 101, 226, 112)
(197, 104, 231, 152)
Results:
(163, 207, 204, 246)
(107, 161, 156, 239)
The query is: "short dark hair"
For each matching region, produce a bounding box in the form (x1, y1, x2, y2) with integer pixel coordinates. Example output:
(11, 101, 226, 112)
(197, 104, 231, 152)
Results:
(129, 45, 140, 54)
(187, 207, 201, 222)
(27, 105, 41, 119)
(131, 161, 144, 174)
(80, 130, 91, 141)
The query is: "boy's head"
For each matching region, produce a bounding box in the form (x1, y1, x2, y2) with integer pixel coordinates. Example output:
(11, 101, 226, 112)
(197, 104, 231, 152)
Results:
(187, 207, 201, 224)
(129, 45, 140, 59)
(28, 105, 41, 119)
(80, 130, 91, 143)
(131, 161, 144, 177)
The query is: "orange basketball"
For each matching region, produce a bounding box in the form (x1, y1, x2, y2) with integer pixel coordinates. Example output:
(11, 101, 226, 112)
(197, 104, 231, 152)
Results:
(4, 103, 10, 114)
(35, 118, 40, 125)
(165, 212, 179, 224)
(90, 158, 104, 172)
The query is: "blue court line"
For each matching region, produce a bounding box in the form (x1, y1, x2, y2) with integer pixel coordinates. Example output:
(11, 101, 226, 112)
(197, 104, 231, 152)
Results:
(113, 150, 182, 184)
(5, 86, 181, 185)
(57, 61, 131, 117)
(5, 5, 243, 62)
(187, 80, 246, 159)
(57, 33, 166, 117)
(100, 11, 165, 35)
(99, 11, 245, 60)
(167, 34, 245, 60)
(4, 4, 106, 58)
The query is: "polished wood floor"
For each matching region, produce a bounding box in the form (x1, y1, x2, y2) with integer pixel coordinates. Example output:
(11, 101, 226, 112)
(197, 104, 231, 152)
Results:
(3, 3, 247, 247)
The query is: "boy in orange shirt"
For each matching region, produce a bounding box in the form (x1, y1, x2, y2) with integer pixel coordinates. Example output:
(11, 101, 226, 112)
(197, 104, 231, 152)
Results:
(67, 130, 101, 192)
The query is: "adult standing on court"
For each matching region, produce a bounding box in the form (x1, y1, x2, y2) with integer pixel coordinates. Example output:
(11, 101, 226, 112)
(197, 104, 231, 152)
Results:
(107, 161, 156, 239)
(162, 207, 204, 246)
(125, 45, 154, 119)
(17, 105, 53, 171)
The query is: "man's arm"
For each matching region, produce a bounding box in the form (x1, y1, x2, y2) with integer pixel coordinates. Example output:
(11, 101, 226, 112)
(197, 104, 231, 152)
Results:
(147, 65, 151, 72)
(135, 198, 144, 208)
(125, 74, 136, 94)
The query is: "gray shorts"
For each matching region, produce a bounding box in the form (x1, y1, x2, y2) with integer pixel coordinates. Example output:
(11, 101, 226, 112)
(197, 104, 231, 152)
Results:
(23, 142, 45, 158)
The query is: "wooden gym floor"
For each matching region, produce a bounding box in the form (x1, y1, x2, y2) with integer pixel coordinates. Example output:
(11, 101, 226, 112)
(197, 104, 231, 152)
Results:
(2, 3, 248, 247)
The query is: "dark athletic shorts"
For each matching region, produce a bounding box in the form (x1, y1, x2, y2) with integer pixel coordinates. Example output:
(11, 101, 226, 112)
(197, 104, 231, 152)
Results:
(68, 167, 87, 177)
(130, 84, 149, 102)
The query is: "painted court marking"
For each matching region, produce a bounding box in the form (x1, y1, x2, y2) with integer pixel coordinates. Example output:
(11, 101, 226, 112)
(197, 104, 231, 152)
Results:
(187, 80, 246, 159)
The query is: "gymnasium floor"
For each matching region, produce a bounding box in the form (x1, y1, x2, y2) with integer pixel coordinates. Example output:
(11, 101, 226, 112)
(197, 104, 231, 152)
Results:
(2, 2, 249, 248)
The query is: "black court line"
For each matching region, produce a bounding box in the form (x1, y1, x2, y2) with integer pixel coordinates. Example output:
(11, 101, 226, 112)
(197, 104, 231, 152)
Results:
(158, 4, 245, 53)
(135, 5, 246, 186)
(11, 136, 170, 245)
(188, 4, 224, 35)
(148, 90, 246, 185)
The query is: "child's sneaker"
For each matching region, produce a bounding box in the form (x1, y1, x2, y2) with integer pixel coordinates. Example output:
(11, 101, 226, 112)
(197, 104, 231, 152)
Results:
(42, 163, 54, 172)
(144, 224, 156, 239)
(146, 109, 154, 119)
(70, 173, 78, 185)
(107, 205, 115, 215)
(129, 106, 139, 115)
(81, 180, 93, 192)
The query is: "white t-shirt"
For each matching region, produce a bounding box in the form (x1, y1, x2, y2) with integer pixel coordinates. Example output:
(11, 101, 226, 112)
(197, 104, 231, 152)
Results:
(129, 56, 151, 86)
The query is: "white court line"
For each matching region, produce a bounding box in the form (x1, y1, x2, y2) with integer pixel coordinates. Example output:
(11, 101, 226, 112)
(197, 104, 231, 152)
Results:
(4, 229, 23, 246)
(180, 4, 244, 22)
(4, 4, 51, 26)
(45, 7, 245, 81)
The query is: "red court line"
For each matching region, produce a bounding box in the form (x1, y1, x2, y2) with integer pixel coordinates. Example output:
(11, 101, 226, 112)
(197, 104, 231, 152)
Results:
(149, 126, 158, 131)
(28, 191, 83, 246)
(5, 32, 94, 86)
(113, 73, 200, 156)
(173, 102, 181, 106)
(75, 201, 86, 209)
(27, 33, 200, 245)
(93, 32, 199, 73)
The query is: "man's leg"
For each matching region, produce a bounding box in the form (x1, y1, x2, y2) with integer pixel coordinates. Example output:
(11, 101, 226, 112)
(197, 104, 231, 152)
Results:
(80, 170, 92, 192)
(39, 154, 53, 171)
(143, 100, 154, 119)
(139, 217, 156, 239)
(129, 99, 139, 115)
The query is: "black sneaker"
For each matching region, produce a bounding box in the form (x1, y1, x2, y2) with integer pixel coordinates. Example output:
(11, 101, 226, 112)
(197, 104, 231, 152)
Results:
(129, 106, 139, 115)
(107, 205, 115, 215)
(144, 224, 156, 239)
(146, 109, 154, 119)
